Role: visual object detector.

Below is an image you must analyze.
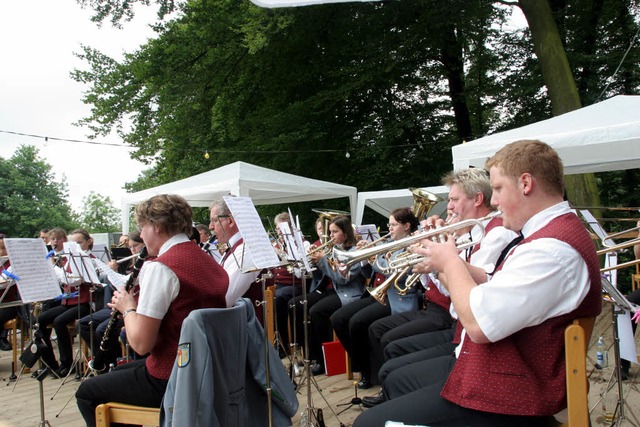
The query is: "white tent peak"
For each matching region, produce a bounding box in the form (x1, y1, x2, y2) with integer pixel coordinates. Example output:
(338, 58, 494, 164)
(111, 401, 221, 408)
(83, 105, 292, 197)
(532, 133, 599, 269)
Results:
(452, 95, 640, 174)
(120, 161, 357, 232)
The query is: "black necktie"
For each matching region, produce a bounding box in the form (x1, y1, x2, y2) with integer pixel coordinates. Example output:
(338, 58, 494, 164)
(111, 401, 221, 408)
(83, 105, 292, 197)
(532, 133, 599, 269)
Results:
(490, 233, 524, 275)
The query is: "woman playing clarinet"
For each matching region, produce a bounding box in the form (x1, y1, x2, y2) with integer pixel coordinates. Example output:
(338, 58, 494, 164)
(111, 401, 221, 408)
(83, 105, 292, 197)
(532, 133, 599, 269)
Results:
(76, 194, 229, 427)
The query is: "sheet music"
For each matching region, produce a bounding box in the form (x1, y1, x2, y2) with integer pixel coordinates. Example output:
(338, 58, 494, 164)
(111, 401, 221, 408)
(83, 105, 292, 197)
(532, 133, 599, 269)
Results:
(93, 257, 127, 290)
(4, 238, 61, 303)
(224, 196, 281, 270)
(356, 224, 380, 243)
(617, 310, 639, 364)
(64, 242, 102, 285)
(581, 210, 618, 284)
(277, 222, 297, 261)
(92, 244, 111, 263)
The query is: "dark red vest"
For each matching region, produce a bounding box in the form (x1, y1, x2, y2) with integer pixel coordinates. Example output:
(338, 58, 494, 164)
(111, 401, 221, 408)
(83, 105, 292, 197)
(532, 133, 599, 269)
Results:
(146, 242, 229, 380)
(441, 212, 602, 416)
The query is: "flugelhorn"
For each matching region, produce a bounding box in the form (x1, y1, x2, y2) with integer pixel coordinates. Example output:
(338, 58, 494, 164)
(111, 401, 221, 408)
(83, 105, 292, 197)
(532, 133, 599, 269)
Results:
(333, 211, 501, 269)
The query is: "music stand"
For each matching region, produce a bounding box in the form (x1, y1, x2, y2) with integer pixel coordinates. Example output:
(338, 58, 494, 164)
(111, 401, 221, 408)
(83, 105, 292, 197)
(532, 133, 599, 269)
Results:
(598, 276, 639, 425)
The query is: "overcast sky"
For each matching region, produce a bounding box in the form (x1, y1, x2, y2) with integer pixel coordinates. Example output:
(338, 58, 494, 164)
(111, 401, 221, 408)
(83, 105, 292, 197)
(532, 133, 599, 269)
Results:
(0, 0, 159, 212)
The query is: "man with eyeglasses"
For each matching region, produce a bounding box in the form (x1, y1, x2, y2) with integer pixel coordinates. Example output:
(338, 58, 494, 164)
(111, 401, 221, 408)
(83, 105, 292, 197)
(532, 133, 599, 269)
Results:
(209, 196, 261, 309)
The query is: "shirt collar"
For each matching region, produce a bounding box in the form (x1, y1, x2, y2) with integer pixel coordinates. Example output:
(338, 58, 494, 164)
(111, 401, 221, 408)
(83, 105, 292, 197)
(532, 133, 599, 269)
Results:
(521, 201, 572, 238)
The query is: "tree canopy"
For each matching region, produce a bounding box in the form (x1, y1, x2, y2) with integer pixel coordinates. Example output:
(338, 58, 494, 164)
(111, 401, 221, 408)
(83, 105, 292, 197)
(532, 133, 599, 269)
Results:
(0, 145, 76, 237)
(73, 0, 640, 221)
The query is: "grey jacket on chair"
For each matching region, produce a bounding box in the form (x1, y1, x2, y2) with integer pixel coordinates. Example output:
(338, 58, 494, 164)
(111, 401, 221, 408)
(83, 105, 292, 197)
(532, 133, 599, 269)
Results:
(160, 298, 298, 427)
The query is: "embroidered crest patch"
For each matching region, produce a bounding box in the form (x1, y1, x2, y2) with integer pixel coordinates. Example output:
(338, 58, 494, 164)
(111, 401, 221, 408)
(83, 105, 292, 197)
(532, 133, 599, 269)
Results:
(177, 343, 191, 368)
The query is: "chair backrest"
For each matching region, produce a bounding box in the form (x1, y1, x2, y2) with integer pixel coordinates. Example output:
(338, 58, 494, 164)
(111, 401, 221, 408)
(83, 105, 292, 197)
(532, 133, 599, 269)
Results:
(563, 316, 595, 427)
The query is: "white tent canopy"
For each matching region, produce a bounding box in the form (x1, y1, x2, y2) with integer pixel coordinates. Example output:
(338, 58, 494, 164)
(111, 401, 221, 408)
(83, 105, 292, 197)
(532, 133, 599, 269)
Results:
(452, 95, 640, 174)
(355, 186, 450, 225)
(121, 161, 357, 232)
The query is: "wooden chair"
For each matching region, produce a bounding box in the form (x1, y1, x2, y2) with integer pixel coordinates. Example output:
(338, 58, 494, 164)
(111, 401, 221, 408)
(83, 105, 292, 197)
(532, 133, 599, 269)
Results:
(561, 316, 595, 427)
(266, 284, 275, 345)
(3, 318, 23, 371)
(95, 402, 160, 427)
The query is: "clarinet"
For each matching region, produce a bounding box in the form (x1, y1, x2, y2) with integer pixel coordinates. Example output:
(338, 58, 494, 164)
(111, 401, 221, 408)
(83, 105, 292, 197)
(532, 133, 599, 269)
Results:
(89, 246, 148, 373)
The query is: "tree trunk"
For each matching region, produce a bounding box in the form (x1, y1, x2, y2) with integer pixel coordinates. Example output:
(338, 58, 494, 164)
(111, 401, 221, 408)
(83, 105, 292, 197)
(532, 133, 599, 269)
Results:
(518, 0, 601, 208)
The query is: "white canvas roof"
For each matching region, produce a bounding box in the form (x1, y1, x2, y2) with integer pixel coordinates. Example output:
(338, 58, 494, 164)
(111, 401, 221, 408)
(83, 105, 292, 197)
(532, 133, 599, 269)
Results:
(452, 95, 640, 174)
(121, 161, 357, 232)
(355, 186, 450, 225)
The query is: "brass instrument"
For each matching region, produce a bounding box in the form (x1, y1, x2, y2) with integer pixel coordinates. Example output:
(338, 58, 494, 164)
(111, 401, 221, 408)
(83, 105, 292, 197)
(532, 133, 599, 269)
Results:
(312, 208, 350, 244)
(600, 225, 640, 249)
(334, 211, 500, 270)
(307, 240, 334, 256)
(598, 239, 640, 273)
(410, 187, 444, 221)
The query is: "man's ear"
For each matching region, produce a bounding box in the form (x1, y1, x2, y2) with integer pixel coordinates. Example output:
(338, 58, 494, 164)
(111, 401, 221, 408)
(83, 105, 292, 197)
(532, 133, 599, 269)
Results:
(520, 173, 533, 196)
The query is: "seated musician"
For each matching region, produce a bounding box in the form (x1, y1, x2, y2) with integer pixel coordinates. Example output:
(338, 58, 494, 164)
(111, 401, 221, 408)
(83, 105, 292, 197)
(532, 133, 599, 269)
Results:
(209, 196, 262, 319)
(79, 230, 145, 367)
(36, 228, 93, 378)
(76, 194, 229, 426)
(306, 215, 366, 375)
(0, 234, 21, 351)
(271, 212, 310, 357)
(331, 207, 419, 389)
(354, 140, 602, 427)
(287, 217, 333, 363)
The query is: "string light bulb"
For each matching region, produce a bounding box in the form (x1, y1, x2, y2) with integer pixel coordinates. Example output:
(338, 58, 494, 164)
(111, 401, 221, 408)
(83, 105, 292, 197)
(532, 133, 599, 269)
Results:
(345, 150, 350, 159)
(204, 151, 210, 159)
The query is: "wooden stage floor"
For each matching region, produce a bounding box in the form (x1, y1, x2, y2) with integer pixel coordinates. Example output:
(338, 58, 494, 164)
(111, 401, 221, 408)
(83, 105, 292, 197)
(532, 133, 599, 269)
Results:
(0, 302, 638, 427)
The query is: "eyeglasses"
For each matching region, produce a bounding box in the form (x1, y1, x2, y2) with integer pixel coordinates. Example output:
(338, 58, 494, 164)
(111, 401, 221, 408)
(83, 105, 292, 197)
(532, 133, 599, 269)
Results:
(387, 222, 400, 228)
(210, 215, 231, 224)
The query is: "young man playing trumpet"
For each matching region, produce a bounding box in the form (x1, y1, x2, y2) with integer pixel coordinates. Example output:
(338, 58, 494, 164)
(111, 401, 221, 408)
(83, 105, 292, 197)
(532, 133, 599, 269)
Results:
(354, 140, 602, 426)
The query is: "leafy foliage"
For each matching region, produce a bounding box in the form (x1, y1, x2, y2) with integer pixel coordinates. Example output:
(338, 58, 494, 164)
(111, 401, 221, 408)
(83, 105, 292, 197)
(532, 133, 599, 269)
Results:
(76, 191, 122, 233)
(0, 146, 77, 237)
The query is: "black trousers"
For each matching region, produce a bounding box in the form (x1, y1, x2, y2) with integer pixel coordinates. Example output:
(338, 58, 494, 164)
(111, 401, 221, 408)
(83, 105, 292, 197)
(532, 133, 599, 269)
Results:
(331, 295, 389, 379)
(368, 304, 452, 384)
(76, 359, 167, 427)
(379, 327, 455, 384)
(274, 283, 302, 352)
(288, 288, 334, 361)
(38, 302, 90, 369)
(355, 355, 556, 427)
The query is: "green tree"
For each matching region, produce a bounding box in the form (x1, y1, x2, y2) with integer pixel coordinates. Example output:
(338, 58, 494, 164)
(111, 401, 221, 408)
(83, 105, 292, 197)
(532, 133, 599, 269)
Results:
(76, 192, 121, 233)
(0, 145, 76, 237)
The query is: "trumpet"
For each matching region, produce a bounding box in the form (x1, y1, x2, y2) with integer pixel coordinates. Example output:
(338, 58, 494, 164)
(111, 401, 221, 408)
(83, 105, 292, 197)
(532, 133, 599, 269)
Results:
(307, 240, 334, 256)
(334, 211, 500, 270)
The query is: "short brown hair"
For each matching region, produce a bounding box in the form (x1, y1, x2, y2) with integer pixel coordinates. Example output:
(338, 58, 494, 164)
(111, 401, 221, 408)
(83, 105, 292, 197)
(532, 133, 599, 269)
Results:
(486, 140, 564, 197)
(135, 194, 193, 236)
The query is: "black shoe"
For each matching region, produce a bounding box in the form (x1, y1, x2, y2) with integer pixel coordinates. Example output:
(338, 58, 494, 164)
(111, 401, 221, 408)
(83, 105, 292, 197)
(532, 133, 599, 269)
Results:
(362, 391, 386, 408)
(54, 365, 73, 378)
(32, 367, 50, 378)
(621, 365, 630, 381)
(311, 362, 325, 376)
(357, 376, 372, 389)
(0, 337, 11, 351)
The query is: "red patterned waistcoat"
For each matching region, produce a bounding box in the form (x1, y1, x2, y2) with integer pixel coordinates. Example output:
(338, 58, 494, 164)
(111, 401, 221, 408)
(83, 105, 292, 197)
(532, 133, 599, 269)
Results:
(146, 242, 229, 380)
(441, 213, 602, 415)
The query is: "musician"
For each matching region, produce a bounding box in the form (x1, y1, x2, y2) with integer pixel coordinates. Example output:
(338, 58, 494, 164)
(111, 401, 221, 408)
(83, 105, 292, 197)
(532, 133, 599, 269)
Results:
(331, 207, 419, 389)
(209, 196, 261, 309)
(76, 194, 229, 426)
(306, 215, 366, 375)
(39, 228, 50, 243)
(78, 230, 144, 366)
(287, 217, 334, 361)
(271, 212, 310, 356)
(354, 140, 602, 427)
(37, 228, 94, 378)
(363, 169, 515, 404)
(620, 219, 640, 380)
(117, 234, 130, 248)
(0, 234, 20, 351)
